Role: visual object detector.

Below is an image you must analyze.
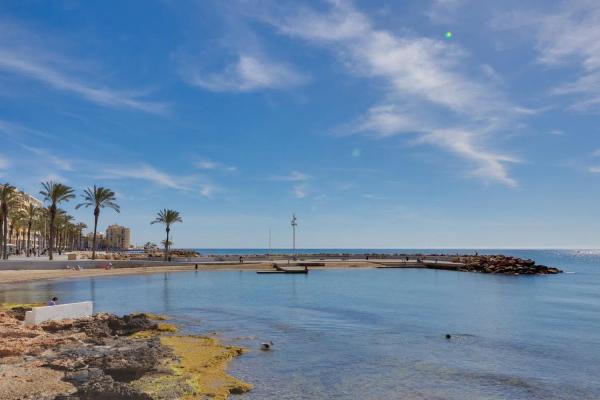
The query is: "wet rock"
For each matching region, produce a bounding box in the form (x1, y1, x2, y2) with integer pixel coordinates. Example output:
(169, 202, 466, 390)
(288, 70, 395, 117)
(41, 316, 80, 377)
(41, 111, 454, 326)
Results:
(461, 255, 562, 275)
(56, 372, 152, 400)
(41, 313, 158, 338)
(6, 306, 32, 321)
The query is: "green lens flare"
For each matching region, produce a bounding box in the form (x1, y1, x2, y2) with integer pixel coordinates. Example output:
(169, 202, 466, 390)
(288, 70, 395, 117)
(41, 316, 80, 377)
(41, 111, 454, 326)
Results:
(445, 31, 453, 39)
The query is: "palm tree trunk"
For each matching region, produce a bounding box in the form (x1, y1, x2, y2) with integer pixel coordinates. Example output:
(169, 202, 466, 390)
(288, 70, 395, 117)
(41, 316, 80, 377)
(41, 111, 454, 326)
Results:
(0, 215, 3, 259)
(0, 215, 4, 259)
(48, 206, 55, 261)
(92, 209, 99, 260)
(165, 227, 170, 262)
(8, 223, 13, 258)
(27, 220, 32, 257)
(3, 213, 8, 259)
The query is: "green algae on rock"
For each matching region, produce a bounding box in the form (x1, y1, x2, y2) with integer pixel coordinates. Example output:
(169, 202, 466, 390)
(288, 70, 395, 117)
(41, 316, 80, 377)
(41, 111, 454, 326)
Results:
(132, 335, 252, 400)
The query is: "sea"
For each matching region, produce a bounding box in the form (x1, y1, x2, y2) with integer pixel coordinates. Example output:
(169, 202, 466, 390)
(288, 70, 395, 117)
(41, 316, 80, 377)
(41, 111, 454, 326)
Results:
(1, 249, 599, 399)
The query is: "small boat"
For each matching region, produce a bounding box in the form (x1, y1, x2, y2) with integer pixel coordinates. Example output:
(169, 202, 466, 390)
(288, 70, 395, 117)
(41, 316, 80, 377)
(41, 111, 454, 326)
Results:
(257, 269, 308, 274)
(257, 264, 309, 274)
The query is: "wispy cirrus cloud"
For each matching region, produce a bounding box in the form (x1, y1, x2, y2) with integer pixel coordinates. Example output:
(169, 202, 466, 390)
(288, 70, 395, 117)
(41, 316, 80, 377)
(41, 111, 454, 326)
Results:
(268, 171, 311, 182)
(0, 19, 167, 114)
(420, 129, 519, 187)
(493, 0, 600, 112)
(101, 164, 192, 191)
(194, 158, 237, 172)
(182, 53, 308, 92)
(20, 145, 73, 171)
(99, 164, 216, 197)
(292, 184, 308, 198)
(253, 1, 522, 186)
(267, 170, 311, 198)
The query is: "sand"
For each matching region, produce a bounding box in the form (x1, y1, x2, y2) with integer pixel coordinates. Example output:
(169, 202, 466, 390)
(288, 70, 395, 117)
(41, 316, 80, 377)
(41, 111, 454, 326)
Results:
(0, 263, 268, 284)
(0, 260, 381, 285)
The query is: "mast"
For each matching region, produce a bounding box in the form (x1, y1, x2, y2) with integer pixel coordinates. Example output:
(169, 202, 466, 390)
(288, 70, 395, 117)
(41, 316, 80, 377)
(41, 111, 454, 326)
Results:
(291, 214, 298, 256)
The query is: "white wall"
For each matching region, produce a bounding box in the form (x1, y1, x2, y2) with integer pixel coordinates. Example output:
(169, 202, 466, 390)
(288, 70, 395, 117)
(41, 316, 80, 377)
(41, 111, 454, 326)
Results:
(24, 301, 93, 326)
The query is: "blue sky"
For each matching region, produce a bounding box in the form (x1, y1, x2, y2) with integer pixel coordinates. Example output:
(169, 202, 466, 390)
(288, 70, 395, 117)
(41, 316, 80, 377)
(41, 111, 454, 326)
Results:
(1, 0, 599, 248)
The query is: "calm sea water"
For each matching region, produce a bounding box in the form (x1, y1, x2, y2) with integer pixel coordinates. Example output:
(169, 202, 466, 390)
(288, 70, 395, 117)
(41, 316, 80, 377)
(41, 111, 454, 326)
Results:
(1, 249, 599, 399)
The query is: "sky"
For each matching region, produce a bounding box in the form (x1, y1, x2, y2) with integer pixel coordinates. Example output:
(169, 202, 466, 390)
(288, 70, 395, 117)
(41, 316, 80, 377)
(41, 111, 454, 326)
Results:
(1, 0, 599, 249)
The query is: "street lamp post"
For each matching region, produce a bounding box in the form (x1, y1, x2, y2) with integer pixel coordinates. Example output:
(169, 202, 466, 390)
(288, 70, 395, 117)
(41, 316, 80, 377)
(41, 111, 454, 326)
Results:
(291, 214, 298, 257)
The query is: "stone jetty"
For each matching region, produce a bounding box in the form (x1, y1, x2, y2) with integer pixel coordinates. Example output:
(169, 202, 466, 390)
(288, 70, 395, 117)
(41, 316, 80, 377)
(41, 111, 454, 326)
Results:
(458, 255, 562, 275)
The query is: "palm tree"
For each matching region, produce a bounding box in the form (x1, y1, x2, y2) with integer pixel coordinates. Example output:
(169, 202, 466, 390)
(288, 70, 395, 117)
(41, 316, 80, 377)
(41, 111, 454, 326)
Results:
(151, 209, 182, 261)
(36, 207, 49, 252)
(0, 183, 20, 259)
(39, 181, 75, 260)
(9, 210, 26, 254)
(76, 186, 119, 260)
(55, 211, 74, 253)
(75, 222, 87, 250)
(24, 202, 40, 256)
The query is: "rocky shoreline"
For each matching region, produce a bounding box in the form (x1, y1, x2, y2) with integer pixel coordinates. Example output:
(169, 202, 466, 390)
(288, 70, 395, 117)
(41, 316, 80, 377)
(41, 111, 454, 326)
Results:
(0, 305, 251, 400)
(457, 255, 562, 275)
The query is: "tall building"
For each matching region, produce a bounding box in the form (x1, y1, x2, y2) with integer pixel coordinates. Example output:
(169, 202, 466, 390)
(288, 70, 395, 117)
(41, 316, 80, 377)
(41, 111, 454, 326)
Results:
(105, 224, 131, 250)
(82, 232, 106, 251)
(8, 189, 44, 253)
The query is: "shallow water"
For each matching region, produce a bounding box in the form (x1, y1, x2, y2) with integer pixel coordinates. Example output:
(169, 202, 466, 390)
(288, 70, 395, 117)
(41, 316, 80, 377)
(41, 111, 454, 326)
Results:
(1, 249, 599, 399)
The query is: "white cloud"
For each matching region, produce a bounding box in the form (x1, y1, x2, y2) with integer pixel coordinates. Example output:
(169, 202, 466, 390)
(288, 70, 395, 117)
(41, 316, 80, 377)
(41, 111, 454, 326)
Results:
(352, 104, 423, 138)
(495, 0, 600, 112)
(100, 164, 217, 198)
(420, 129, 519, 187)
(184, 53, 308, 92)
(199, 184, 217, 197)
(293, 184, 308, 198)
(549, 129, 565, 136)
(0, 21, 167, 114)
(194, 158, 237, 172)
(258, 2, 520, 186)
(268, 171, 311, 182)
(362, 194, 388, 200)
(102, 164, 191, 190)
(20, 145, 73, 171)
(589, 167, 600, 174)
(268, 170, 311, 198)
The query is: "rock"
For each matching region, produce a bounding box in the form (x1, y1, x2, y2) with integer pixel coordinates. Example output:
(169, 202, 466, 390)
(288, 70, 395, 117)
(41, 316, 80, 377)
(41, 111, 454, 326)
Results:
(56, 373, 152, 400)
(459, 255, 562, 275)
(6, 306, 33, 321)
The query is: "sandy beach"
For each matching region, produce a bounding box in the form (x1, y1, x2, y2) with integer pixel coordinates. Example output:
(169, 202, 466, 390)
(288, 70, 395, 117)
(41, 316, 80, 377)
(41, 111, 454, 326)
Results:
(0, 261, 384, 284)
(0, 264, 262, 284)
(0, 254, 561, 285)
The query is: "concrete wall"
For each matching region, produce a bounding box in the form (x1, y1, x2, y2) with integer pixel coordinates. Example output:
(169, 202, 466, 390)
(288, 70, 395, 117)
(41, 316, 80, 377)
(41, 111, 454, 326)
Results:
(24, 301, 93, 326)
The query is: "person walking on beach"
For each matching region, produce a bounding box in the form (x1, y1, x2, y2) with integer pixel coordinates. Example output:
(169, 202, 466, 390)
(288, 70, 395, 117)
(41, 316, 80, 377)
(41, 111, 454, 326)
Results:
(47, 297, 58, 306)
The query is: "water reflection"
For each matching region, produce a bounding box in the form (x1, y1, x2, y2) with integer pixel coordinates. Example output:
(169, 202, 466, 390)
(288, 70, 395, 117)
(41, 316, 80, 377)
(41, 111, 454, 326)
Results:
(1, 251, 599, 399)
